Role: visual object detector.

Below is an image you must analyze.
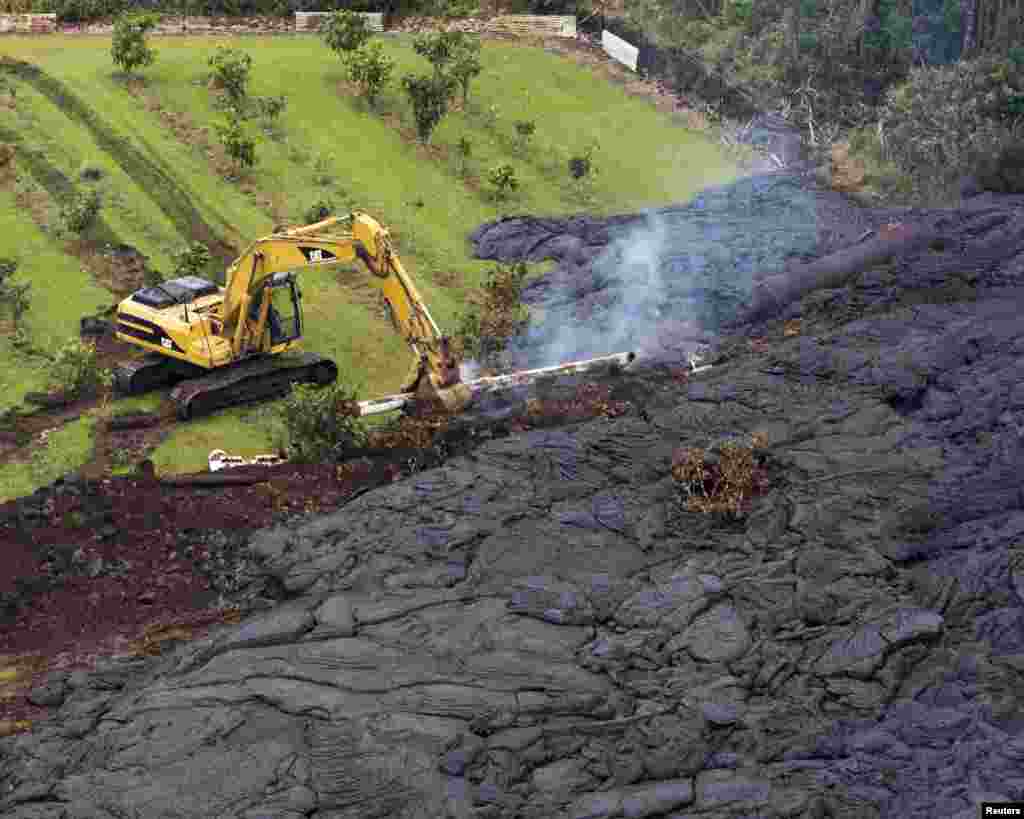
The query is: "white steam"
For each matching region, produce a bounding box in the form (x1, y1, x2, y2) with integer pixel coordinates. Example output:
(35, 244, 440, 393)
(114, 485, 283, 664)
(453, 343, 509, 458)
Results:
(519, 210, 689, 368)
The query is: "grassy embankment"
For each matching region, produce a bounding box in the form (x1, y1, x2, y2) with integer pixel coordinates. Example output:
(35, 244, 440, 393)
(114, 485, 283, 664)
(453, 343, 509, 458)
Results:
(0, 32, 738, 498)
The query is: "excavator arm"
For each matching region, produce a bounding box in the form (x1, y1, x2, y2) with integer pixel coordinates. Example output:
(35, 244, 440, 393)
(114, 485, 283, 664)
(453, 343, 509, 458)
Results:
(222, 211, 465, 403)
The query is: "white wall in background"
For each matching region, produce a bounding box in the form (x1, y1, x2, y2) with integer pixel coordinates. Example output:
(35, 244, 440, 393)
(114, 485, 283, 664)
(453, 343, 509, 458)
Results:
(602, 29, 638, 71)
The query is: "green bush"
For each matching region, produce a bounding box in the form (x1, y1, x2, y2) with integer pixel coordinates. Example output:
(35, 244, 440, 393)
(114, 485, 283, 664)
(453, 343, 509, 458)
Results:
(312, 151, 335, 185)
(322, 10, 373, 58)
(78, 160, 104, 181)
(207, 46, 252, 112)
(450, 42, 482, 105)
(568, 155, 590, 179)
(47, 338, 112, 399)
(271, 378, 369, 463)
(455, 261, 530, 374)
(881, 55, 1024, 204)
(402, 72, 457, 143)
(487, 163, 518, 200)
(305, 198, 334, 224)
(60, 187, 101, 233)
(172, 241, 211, 279)
(143, 267, 166, 287)
(255, 94, 288, 129)
(412, 31, 462, 76)
(513, 119, 536, 154)
(110, 12, 158, 77)
(568, 139, 599, 179)
(346, 41, 394, 109)
(0, 258, 31, 330)
(215, 114, 256, 175)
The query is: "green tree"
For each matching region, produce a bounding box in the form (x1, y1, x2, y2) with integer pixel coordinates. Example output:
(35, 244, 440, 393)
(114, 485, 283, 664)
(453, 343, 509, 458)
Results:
(110, 12, 159, 77)
(346, 41, 394, 109)
(412, 30, 464, 76)
(256, 94, 288, 131)
(47, 338, 112, 399)
(513, 119, 536, 154)
(60, 188, 102, 234)
(305, 198, 334, 224)
(269, 378, 369, 463)
(322, 10, 373, 59)
(208, 46, 253, 112)
(449, 44, 482, 105)
(455, 261, 530, 374)
(172, 241, 211, 279)
(215, 114, 256, 175)
(0, 258, 31, 330)
(487, 163, 519, 200)
(402, 73, 457, 143)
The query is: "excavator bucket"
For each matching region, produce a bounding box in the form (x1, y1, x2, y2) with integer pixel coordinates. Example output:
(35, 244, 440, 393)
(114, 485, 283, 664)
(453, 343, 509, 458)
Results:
(425, 382, 475, 415)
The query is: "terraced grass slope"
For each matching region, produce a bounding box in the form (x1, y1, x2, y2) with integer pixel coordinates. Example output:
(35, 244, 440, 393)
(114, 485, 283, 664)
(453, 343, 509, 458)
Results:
(0, 33, 738, 492)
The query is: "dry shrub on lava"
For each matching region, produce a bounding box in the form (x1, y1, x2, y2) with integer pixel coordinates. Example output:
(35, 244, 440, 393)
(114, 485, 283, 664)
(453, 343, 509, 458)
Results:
(524, 382, 630, 424)
(671, 431, 770, 519)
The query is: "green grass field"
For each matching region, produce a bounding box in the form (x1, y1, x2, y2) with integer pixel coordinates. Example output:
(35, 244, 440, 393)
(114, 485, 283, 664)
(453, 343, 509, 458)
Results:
(0, 32, 738, 494)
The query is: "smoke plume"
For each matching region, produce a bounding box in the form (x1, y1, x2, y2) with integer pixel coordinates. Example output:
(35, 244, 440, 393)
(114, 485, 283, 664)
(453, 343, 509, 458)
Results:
(504, 175, 822, 369)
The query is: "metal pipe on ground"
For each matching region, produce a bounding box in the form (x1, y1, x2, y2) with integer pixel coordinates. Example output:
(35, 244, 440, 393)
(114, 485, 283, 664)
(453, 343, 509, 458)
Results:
(354, 351, 639, 417)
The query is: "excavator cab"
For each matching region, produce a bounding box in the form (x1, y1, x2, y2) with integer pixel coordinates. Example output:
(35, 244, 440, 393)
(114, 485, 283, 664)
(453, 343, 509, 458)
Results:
(249, 271, 303, 351)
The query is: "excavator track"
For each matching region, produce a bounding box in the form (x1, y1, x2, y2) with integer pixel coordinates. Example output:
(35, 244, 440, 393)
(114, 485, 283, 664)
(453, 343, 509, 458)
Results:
(169, 352, 338, 421)
(113, 353, 192, 396)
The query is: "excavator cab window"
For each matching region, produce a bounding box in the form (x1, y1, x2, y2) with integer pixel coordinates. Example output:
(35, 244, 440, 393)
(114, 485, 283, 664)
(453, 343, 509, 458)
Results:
(266, 275, 302, 345)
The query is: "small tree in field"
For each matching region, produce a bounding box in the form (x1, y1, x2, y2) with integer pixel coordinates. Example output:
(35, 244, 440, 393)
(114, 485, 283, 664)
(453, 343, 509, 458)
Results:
(172, 241, 211, 279)
(487, 163, 518, 200)
(402, 73, 457, 143)
(513, 119, 536, 154)
(47, 338, 113, 399)
(412, 31, 457, 77)
(322, 11, 373, 61)
(256, 94, 287, 135)
(110, 13, 159, 77)
(268, 378, 369, 463)
(215, 114, 256, 176)
(208, 46, 253, 113)
(347, 41, 394, 109)
(450, 44, 482, 105)
(0, 258, 31, 330)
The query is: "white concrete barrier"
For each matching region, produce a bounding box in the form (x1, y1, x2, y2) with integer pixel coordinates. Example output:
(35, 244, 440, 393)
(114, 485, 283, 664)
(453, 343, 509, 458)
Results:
(602, 28, 638, 71)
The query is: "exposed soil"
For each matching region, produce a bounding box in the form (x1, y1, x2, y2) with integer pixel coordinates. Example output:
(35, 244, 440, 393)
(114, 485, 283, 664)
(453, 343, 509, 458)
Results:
(0, 376, 644, 728)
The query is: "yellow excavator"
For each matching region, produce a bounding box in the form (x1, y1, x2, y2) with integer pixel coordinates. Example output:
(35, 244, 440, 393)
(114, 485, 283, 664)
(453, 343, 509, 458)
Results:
(113, 211, 472, 420)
